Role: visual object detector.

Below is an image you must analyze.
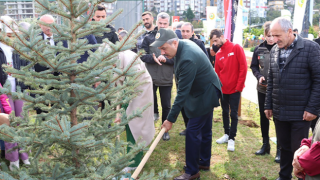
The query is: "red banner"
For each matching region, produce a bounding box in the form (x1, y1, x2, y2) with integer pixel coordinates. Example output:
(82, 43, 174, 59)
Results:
(172, 16, 180, 24)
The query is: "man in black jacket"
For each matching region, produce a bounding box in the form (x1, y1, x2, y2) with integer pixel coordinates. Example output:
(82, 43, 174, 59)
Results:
(181, 22, 209, 58)
(141, 12, 174, 141)
(265, 17, 320, 180)
(92, 5, 119, 44)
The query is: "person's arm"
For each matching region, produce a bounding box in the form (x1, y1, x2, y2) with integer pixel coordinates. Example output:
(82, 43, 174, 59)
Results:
(264, 53, 273, 110)
(250, 46, 263, 80)
(214, 53, 221, 78)
(235, 45, 247, 92)
(160, 56, 174, 65)
(298, 142, 320, 176)
(301, 137, 312, 147)
(305, 44, 320, 117)
(111, 32, 119, 44)
(140, 38, 158, 64)
(199, 42, 209, 58)
(166, 60, 197, 123)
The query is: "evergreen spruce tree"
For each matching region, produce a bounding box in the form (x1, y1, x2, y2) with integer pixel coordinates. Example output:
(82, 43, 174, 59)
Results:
(0, 0, 175, 179)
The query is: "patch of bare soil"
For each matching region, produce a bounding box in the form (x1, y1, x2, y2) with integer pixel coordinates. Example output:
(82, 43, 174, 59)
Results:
(213, 118, 222, 123)
(214, 118, 259, 128)
(239, 120, 260, 128)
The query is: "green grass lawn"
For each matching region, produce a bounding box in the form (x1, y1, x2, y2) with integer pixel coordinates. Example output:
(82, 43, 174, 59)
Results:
(140, 84, 302, 180)
(0, 84, 304, 179)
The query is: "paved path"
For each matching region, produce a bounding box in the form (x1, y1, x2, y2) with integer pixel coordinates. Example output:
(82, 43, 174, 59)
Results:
(242, 51, 258, 104)
(243, 71, 258, 104)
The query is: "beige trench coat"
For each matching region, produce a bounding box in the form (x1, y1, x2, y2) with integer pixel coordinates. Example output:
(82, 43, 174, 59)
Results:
(117, 50, 155, 146)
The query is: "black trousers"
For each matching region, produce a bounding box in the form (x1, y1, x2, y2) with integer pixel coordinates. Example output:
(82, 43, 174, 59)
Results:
(274, 119, 311, 180)
(153, 85, 172, 124)
(221, 92, 241, 140)
(257, 92, 272, 141)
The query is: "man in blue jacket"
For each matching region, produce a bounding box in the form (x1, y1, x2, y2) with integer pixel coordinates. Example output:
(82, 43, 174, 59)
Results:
(152, 28, 222, 180)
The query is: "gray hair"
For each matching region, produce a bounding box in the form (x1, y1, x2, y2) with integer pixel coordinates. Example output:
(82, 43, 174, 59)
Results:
(271, 17, 292, 33)
(119, 30, 128, 38)
(157, 12, 170, 21)
(166, 37, 178, 45)
(176, 22, 183, 29)
(19, 22, 31, 31)
(172, 22, 178, 28)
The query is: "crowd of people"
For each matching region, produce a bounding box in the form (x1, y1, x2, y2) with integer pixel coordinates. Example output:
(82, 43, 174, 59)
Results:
(0, 5, 319, 180)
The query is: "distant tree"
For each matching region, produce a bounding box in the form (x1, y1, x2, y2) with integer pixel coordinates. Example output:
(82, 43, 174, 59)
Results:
(309, 26, 318, 38)
(251, 28, 264, 37)
(266, 9, 281, 21)
(313, 13, 319, 26)
(191, 20, 203, 28)
(185, 7, 195, 22)
(249, 10, 260, 25)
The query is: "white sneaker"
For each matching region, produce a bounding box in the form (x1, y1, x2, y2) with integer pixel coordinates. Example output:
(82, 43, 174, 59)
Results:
(23, 159, 30, 165)
(9, 160, 19, 171)
(227, 139, 235, 151)
(216, 134, 229, 144)
(121, 167, 136, 173)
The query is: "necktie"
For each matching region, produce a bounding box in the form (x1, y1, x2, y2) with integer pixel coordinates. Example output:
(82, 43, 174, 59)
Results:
(47, 37, 51, 45)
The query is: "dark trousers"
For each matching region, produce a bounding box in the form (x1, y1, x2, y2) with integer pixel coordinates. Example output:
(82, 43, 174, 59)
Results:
(185, 110, 213, 175)
(221, 92, 240, 140)
(258, 92, 271, 140)
(274, 119, 311, 180)
(153, 85, 172, 124)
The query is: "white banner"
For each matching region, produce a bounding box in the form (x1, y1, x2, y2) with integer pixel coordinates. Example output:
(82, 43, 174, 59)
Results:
(206, 6, 217, 38)
(233, 0, 243, 46)
(293, 0, 307, 33)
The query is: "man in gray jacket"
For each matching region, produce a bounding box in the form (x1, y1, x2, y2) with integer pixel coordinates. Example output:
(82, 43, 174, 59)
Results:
(140, 12, 173, 141)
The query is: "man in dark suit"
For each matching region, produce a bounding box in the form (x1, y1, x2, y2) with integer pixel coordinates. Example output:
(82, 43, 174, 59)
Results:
(152, 29, 222, 180)
(38, 14, 96, 65)
(265, 17, 320, 180)
(36, 15, 97, 116)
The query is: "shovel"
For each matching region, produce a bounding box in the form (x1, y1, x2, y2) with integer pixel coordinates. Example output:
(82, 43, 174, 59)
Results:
(122, 127, 167, 180)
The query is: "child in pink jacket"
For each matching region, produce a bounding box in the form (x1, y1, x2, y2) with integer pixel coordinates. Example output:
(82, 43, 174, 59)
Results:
(0, 84, 30, 171)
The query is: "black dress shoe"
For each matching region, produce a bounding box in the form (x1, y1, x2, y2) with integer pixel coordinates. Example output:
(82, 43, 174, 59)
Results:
(255, 143, 270, 155)
(174, 172, 200, 180)
(162, 132, 170, 141)
(183, 165, 209, 171)
(275, 148, 281, 163)
(179, 129, 186, 136)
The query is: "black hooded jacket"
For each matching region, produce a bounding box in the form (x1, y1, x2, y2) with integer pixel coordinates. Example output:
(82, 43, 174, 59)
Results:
(95, 24, 119, 44)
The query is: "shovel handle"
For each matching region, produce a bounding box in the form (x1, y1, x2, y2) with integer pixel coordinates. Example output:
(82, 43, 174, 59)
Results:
(131, 127, 167, 179)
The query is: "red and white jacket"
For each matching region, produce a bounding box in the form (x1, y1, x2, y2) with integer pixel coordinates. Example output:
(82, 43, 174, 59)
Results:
(215, 39, 247, 94)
